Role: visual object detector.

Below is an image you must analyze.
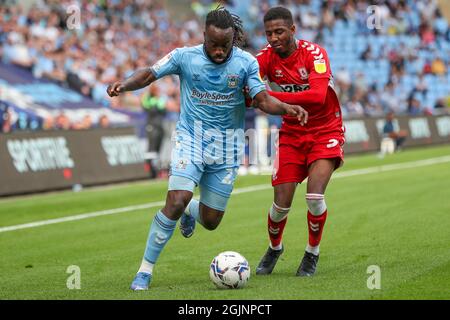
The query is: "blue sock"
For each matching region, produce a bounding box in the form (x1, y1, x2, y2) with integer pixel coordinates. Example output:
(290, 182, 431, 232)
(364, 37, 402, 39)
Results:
(187, 199, 202, 225)
(143, 210, 177, 264)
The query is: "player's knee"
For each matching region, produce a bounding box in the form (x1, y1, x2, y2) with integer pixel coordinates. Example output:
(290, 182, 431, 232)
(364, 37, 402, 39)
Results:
(201, 212, 222, 230)
(274, 186, 295, 208)
(305, 193, 327, 216)
(202, 220, 220, 231)
(274, 189, 292, 208)
(200, 208, 223, 231)
(165, 198, 188, 218)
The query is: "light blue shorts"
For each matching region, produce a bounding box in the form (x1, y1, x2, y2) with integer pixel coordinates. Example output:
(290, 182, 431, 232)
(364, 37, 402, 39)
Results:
(167, 130, 240, 211)
(168, 164, 238, 212)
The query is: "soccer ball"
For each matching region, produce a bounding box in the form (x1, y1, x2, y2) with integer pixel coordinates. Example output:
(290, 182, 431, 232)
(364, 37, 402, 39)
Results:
(209, 251, 250, 289)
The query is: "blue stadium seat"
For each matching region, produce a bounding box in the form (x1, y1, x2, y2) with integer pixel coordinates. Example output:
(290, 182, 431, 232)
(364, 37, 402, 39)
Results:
(355, 60, 365, 70)
(368, 45, 377, 57)
(424, 74, 436, 87)
(334, 20, 345, 30)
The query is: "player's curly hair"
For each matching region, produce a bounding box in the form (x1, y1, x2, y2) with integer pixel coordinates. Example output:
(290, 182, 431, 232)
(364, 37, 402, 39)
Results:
(263, 6, 294, 25)
(205, 5, 245, 48)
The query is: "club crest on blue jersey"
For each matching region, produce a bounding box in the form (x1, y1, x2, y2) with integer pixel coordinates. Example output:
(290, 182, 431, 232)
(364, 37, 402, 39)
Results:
(176, 159, 187, 170)
(227, 75, 239, 88)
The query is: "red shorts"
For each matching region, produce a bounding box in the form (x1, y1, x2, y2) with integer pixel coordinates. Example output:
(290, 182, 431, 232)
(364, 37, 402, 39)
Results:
(271, 123, 345, 186)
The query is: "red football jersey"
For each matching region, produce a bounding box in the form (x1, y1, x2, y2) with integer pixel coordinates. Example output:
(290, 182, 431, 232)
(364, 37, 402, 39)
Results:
(256, 39, 342, 129)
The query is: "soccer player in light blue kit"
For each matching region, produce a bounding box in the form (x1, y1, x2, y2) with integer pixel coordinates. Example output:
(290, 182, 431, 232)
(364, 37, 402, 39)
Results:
(107, 7, 308, 290)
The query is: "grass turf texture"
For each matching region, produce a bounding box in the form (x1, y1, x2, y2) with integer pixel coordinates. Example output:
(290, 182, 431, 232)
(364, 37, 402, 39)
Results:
(0, 145, 449, 299)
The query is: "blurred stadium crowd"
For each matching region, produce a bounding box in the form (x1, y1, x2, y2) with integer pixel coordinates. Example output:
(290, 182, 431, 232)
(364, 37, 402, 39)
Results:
(1, 0, 449, 132)
(0, 0, 199, 133)
(201, 0, 450, 116)
(0, 0, 449, 173)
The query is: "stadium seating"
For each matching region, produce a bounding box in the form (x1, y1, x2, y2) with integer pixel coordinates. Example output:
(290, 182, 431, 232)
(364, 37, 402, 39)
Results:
(0, 0, 449, 137)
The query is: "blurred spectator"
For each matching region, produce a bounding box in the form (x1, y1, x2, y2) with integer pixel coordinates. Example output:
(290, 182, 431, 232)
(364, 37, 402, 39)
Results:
(159, 91, 180, 177)
(98, 114, 110, 129)
(431, 57, 447, 76)
(1, 109, 12, 133)
(1, 103, 12, 133)
(320, 2, 335, 31)
(66, 62, 91, 97)
(346, 95, 365, 116)
(380, 82, 407, 114)
(73, 114, 93, 130)
(239, 107, 258, 176)
(415, 73, 429, 94)
(1, 0, 203, 111)
(142, 84, 166, 152)
(0, 103, 6, 130)
(382, 111, 408, 151)
(417, 0, 438, 23)
(360, 45, 373, 61)
(334, 67, 352, 108)
(229, 0, 449, 118)
(0, 0, 448, 138)
(408, 94, 424, 115)
(3, 32, 34, 68)
(266, 114, 282, 160)
(434, 9, 448, 37)
(419, 21, 436, 45)
(191, 1, 221, 18)
(32, 49, 55, 79)
(141, 84, 166, 178)
(42, 115, 55, 130)
(434, 98, 447, 112)
(365, 85, 385, 116)
(55, 112, 71, 130)
(354, 72, 369, 95)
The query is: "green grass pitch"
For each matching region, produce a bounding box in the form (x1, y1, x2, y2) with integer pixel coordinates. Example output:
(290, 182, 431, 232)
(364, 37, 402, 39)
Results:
(0, 145, 449, 300)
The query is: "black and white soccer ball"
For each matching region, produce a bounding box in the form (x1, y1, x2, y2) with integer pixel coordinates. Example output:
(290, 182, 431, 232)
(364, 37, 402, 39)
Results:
(209, 251, 250, 289)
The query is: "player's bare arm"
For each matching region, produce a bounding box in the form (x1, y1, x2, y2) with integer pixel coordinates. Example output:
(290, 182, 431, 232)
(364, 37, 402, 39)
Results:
(106, 69, 156, 97)
(252, 90, 308, 126)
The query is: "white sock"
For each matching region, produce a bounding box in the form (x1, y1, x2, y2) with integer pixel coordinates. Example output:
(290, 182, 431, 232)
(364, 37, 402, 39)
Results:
(305, 193, 326, 216)
(268, 203, 289, 250)
(138, 259, 154, 274)
(270, 243, 283, 251)
(305, 244, 320, 256)
(269, 202, 290, 222)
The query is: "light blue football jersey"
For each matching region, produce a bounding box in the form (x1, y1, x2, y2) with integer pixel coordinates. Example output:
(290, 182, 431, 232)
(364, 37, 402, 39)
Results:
(150, 45, 266, 167)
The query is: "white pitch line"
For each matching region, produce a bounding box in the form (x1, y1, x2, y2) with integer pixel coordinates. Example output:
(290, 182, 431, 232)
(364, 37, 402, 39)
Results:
(1, 155, 449, 234)
(332, 155, 450, 179)
(0, 201, 164, 233)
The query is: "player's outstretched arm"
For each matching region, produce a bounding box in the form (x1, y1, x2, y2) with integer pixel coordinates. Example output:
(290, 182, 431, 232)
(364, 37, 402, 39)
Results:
(253, 90, 308, 126)
(107, 69, 156, 97)
(268, 77, 328, 108)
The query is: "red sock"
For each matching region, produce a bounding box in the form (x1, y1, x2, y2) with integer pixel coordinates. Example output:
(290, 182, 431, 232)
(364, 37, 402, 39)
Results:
(307, 210, 327, 247)
(268, 213, 288, 249)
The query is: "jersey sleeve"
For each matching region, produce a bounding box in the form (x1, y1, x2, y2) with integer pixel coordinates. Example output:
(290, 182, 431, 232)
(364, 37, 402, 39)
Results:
(255, 47, 269, 80)
(303, 43, 331, 81)
(150, 48, 183, 79)
(246, 57, 266, 99)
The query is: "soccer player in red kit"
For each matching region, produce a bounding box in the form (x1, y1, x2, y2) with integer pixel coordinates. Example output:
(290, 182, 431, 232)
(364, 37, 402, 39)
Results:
(253, 7, 345, 276)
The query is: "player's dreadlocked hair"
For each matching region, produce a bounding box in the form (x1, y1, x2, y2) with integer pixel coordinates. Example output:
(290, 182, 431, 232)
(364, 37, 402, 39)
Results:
(205, 5, 245, 48)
